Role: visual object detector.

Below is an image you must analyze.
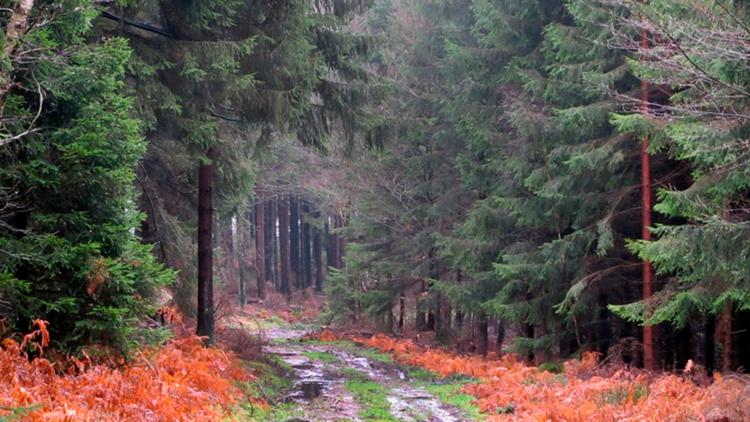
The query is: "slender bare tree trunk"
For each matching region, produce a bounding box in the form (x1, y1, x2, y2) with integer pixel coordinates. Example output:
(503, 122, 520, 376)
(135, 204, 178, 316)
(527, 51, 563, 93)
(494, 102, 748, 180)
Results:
(641, 28, 656, 371)
(313, 222, 323, 292)
(270, 198, 279, 291)
(290, 196, 300, 288)
(332, 216, 342, 268)
(279, 195, 292, 301)
(416, 279, 426, 331)
(455, 270, 463, 331)
(302, 202, 312, 288)
(255, 197, 266, 301)
(237, 210, 247, 306)
(496, 321, 505, 355)
(525, 322, 535, 363)
(476, 312, 488, 356)
(196, 147, 216, 344)
(325, 218, 333, 268)
(399, 288, 405, 332)
(433, 291, 442, 337)
(721, 302, 733, 372)
(338, 215, 346, 269)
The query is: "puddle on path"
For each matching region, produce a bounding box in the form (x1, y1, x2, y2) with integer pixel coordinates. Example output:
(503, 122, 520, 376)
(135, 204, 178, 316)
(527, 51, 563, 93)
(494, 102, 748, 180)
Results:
(259, 328, 465, 422)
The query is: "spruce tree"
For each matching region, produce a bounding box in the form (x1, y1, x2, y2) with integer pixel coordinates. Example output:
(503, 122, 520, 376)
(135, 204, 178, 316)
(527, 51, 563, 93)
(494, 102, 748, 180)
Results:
(1, 4, 173, 352)
(100, 0, 375, 339)
(603, 0, 750, 370)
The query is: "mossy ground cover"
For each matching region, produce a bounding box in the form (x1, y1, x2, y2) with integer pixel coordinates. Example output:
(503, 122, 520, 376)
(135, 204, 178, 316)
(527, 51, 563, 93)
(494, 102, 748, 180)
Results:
(405, 367, 484, 421)
(344, 373, 398, 422)
(302, 350, 338, 363)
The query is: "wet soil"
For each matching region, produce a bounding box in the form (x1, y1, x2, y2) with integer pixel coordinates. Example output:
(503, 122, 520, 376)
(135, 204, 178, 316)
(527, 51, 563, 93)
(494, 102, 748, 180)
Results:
(260, 327, 467, 422)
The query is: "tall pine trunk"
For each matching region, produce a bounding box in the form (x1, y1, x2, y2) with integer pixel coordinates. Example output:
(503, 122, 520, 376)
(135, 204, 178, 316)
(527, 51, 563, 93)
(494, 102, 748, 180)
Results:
(445, 302, 452, 332)
(264, 200, 274, 291)
(279, 195, 292, 301)
(237, 210, 247, 306)
(325, 218, 334, 268)
(476, 312, 488, 356)
(720, 302, 733, 371)
(331, 216, 339, 269)
(313, 223, 323, 292)
(338, 215, 346, 268)
(270, 198, 279, 291)
(641, 29, 656, 371)
(525, 323, 535, 363)
(433, 291, 443, 338)
(290, 196, 301, 288)
(455, 270, 463, 330)
(302, 202, 312, 288)
(428, 249, 441, 337)
(255, 198, 266, 301)
(416, 279, 426, 331)
(222, 215, 237, 304)
(496, 321, 505, 355)
(398, 288, 405, 331)
(705, 316, 715, 371)
(196, 147, 216, 344)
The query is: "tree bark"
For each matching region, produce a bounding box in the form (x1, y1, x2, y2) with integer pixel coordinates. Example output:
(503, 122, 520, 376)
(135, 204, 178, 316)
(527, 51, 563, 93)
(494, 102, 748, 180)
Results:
(496, 321, 505, 355)
(270, 198, 279, 291)
(237, 210, 247, 307)
(526, 323, 535, 363)
(302, 203, 313, 287)
(705, 315, 715, 371)
(290, 196, 301, 288)
(263, 199, 273, 291)
(222, 216, 236, 297)
(455, 269, 464, 330)
(455, 310, 464, 331)
(445, 302, 452, 332)
(416, 279, 426, 331)
(279, 195, 292, 301)
(331, 216, 340, 269)
(427, 307, 436, 331)
(334, 215, 344, 268)
(196, 147, 216, 344)
(641, 28, 656, 371)
(331, 215, 341, 268)
(433, 291, 442, 337)
(398, 288, 405, 332)
(325, 218, 334, 268)
(428, 249, 442, 338)
(721, 302, 733, 372)
(476, 312, 488, 356)
(313, 222, 323, 292)
(255, 197, 266, 301)
(302, 202, 312, 288)
(338, 215, 346, 269)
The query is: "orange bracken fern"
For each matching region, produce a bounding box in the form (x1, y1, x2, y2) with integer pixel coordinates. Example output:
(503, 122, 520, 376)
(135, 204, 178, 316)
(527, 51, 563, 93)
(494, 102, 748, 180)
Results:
(1, 327, 263, 421)
(352, 334, 743, 421)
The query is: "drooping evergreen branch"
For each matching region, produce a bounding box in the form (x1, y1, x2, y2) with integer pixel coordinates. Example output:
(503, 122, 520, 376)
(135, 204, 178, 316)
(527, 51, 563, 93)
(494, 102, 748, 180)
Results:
(99, 10, 174, 39)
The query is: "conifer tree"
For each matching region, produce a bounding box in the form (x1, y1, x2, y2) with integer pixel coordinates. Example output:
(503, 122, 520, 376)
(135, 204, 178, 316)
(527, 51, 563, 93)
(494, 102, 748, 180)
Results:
(1, 3, 172, 352)
(602, 0, 750, 370)
(100, 0, 375, 339)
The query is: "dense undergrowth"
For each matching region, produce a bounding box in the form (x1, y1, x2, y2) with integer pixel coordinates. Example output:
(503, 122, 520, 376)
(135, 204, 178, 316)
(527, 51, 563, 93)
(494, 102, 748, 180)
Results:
(0, 320, 270, 421)
(344, 333, 750, 421)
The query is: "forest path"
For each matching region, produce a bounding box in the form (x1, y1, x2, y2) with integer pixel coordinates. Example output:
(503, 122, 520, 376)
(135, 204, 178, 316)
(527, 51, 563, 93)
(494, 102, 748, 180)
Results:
(259, 326, 470, 422)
